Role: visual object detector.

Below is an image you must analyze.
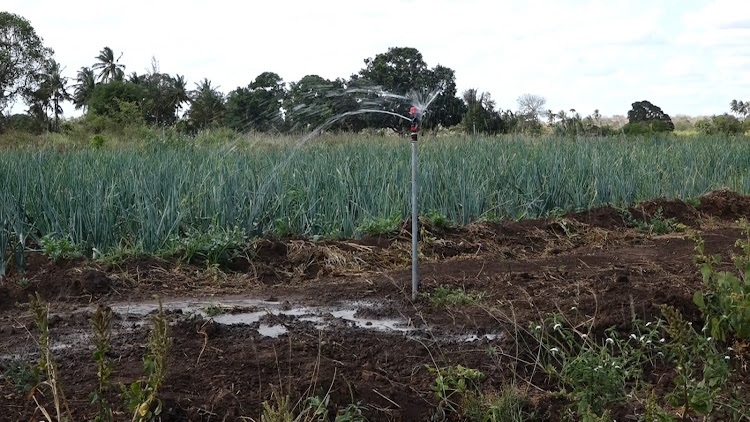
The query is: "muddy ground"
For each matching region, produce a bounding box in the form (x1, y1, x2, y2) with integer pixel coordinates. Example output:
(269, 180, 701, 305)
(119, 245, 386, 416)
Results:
(2, 189, 750, 421)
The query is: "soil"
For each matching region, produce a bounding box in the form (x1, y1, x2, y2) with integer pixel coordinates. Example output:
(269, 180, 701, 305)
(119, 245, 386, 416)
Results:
(2, 189, 750, 421)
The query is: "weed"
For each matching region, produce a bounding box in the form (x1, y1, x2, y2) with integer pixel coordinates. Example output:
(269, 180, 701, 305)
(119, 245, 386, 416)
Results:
(89, 306, 114, 422)
(685, 197, 701, 208)
(172, 224, 246, 267)
(30, 293, 72, 422)
(2, 359, 39, 394)
(357, 214, 401, 236)
(121, 297, 172, 421)
(530, 313, 664, 418)
(90, 134, 107, 148)
(202, 302, 227, 317)
(425, 209, 454, 229)
(424, 285, 484, 306)
(621, 207, 685, 235)
(427, 364, 485, 416)
(40, 235, 82, 261)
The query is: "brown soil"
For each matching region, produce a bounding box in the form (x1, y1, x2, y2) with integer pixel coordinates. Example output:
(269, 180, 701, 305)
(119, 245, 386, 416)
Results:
(2, 190, 750, 421)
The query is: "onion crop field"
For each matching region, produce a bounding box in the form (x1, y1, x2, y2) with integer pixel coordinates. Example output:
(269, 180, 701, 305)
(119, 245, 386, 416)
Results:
(2, 135, 750, 257)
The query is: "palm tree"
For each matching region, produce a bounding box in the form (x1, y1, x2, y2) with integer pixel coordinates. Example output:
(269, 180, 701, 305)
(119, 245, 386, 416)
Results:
(73, 67, 96, 111)
(92, 47, 125, 83)
(730, 100, 748, 118)
(170, 74, 189, 116)
(45, 61, 71, 131)
(188, 78, 225, 128)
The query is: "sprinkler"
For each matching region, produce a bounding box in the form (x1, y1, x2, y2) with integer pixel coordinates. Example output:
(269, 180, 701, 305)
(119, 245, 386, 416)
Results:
(409, 106, 419, 301)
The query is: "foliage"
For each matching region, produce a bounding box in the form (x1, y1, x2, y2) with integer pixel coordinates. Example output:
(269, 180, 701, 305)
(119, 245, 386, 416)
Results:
(427, 364, 486, 416)
(90, 133, 106, 148)
(461, 89, 514, 135)
(426, 209, 454, 229)
(693, 221, 750, 342)
(695, 114, 746, 135)
(187, 78, 225, 130)
(0, 12, 53, 116)
(358, 47, 464, 131)
(121, 297, 171, 421)
(2, 359, 40, 394)
(425, 285, 484, 306)
(224, 72, 286, 132)
(621, 207, 685, 235)
(627, 100, 674, 132)
(530, 313, 664, 418)
(92, 46, 125, 83)
(357, 214, 401, 236)
(88, 80, 145, 119)
(284, 75, 343, 131)
(89, 306, 114, 422)
(171, 224, 246, 267)
(40, 235, 83, 261)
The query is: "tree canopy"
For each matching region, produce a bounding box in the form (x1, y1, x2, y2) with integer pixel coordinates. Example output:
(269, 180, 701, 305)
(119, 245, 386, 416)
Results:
(626, 100, 674, 132)
(0, 12, 53, 116)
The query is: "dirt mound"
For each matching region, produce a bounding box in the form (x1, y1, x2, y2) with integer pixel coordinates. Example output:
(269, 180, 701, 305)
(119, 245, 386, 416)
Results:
(699, 189, 750, 220)
(630, 198, 701, 226)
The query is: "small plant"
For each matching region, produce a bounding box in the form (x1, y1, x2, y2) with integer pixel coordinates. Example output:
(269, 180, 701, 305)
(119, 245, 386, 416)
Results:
(259, 387, 331, 422)
(2, 359, 39, 394)
(621, 207, 684, 235)
(202, 302, 227, 317)
(121, 297, 172, 421)
(172, 224, 246, 267)
(90, 305, 114, 422)
(692, 222, 750, 342)
(424, 285, 484, 306)
(685, 197, 701, 209)
(39, 235, 82, 261)
(90, 134, 107, 148)
(427, 364, 485, 415)
(30, 293, 72, 422)
(530, 313, 664, 418)
(425, 209, 454, 229)
(357, 214, 401, 236)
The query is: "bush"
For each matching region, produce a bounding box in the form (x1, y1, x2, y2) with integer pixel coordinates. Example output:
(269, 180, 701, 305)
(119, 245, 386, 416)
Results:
(90, 134, 106, 148)
(622, 122, 651, 135)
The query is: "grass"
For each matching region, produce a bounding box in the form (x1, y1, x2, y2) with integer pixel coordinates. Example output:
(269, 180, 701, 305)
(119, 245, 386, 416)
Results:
(424, 285, 484, 306)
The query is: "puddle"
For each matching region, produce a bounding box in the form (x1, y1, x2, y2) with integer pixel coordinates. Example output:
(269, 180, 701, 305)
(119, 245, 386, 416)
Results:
(330, 309, 414, 332)
(257, 324, 288, 338)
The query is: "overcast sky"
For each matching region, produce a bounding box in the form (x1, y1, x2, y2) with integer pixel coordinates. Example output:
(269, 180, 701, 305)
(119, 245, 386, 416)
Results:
(5, 0, 750, 118)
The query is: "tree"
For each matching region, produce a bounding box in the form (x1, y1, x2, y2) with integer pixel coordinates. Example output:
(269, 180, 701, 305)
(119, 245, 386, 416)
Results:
(224, 72, 285, 132)
(0, 12, 53, 116)
(626, 100, 674, 132)
(188, 78, 225, 129)
(695, 114, 745, 135)
(358, 47, 464, 132)
(92, 47, 125, 83)
(88, 80, 145, 117)
(284, 74, 339, 130)
(730, 100, 748, 119)
(460, 89, 513, 135)
(73, 67, 96, 111)
(517, 94, 546, 121)
(135, 61, 189, 126)
(40, 61, 71, 131)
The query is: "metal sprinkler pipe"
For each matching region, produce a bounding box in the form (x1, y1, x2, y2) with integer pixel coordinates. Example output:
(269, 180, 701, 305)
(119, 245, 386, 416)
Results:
(410, 107, 419, 301)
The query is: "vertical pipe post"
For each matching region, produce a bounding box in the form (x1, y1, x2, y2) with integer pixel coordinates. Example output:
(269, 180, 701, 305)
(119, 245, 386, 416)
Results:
(410, 121, 418, 301)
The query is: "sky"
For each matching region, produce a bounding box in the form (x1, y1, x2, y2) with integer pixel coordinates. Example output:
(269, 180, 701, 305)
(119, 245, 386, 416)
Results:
(4, 0, 750, 118)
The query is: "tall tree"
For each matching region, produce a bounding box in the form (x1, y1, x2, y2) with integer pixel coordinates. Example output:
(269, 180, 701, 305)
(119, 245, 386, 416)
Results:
(188, 78, 225, 129)
(224, 72, 285, 132)
(730, 99, 748, 119)
(284, 74, 338, 130)
(358, 47, 464, 132)
(73, 67, 96, 111)
(42, 61, 71, 131)
(626, 100, 674, 132)
(0, 12, 53, 116)
(92, 46, 125, 83)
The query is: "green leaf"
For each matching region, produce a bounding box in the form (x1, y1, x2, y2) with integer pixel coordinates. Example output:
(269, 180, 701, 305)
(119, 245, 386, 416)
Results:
(693, 291, 705, 309)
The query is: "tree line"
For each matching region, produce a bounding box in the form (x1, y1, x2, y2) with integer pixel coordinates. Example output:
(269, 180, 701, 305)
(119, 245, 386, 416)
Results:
(1, 12, 747, 138)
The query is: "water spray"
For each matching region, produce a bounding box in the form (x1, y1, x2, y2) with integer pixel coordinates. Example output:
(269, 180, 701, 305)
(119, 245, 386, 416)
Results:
(410, 106, 420, 301)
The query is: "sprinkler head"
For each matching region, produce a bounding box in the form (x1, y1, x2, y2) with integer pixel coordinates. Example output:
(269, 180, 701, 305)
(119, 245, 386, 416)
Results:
(409, 106, 423, 123)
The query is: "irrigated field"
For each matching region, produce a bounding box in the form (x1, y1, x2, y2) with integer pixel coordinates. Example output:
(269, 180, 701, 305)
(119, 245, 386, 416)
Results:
(2, 134, 750, 421)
